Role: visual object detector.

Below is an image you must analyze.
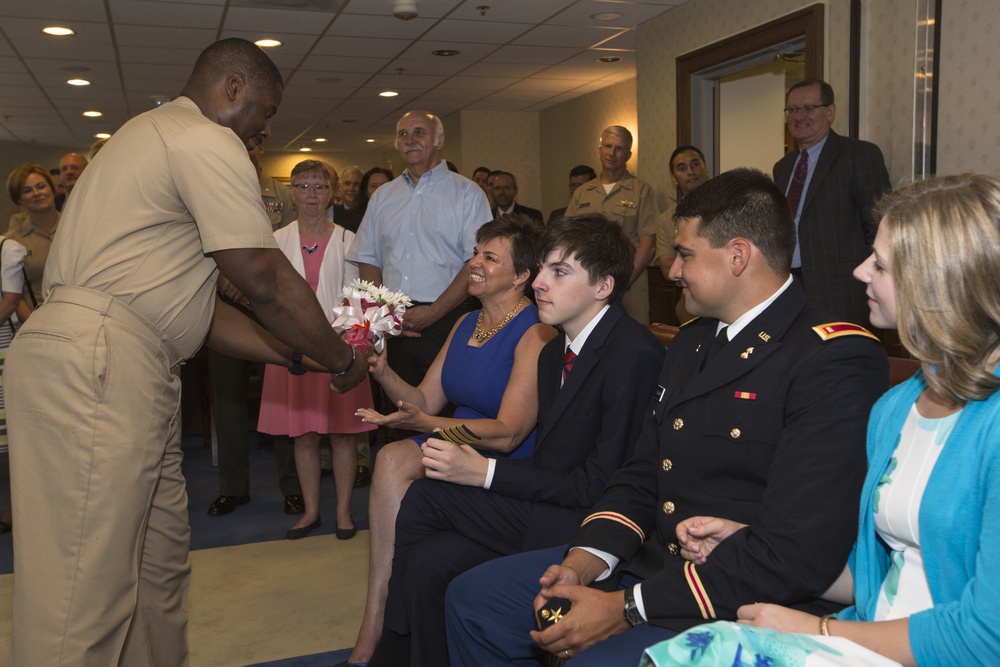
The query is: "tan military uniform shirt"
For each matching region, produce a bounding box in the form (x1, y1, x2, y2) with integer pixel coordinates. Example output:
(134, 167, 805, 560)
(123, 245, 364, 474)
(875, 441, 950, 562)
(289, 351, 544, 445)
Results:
(43, 96, 277, 359)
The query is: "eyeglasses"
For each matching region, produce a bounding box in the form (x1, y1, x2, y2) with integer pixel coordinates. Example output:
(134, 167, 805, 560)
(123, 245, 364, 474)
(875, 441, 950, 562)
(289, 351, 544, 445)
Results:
(291, 183, 331, 192)
(783, 104, 831, 116)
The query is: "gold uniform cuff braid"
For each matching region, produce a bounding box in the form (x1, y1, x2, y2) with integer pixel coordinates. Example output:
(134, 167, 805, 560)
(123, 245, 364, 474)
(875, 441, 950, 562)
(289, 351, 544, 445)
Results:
(819, 613, 833, 636)
(331, 346, 356, 377)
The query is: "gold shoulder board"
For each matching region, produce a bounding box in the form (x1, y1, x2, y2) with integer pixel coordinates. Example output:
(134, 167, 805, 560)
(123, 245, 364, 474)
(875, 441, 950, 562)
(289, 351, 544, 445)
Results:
(679, 316, 702, 329)
(812, 322, 880, 342)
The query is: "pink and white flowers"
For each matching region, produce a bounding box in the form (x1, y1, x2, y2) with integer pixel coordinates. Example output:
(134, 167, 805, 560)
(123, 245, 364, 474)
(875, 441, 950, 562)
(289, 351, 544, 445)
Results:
(330, 279, 412, 357)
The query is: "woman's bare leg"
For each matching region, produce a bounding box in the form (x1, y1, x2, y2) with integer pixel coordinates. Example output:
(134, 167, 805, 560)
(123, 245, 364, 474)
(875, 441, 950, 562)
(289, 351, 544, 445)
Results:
(346, 439, 424, 664)
(290, 432, 321, 530)
(329, 433, 358, 530)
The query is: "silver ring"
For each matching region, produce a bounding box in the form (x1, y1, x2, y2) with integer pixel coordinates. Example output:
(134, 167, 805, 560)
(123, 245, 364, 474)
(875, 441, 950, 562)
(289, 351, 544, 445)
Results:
(563, 649, 570, 658)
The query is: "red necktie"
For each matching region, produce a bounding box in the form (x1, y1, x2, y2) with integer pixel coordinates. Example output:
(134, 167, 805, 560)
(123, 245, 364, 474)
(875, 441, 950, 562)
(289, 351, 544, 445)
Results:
(562, 350, 577, 383)
(785, 149, 809, 216)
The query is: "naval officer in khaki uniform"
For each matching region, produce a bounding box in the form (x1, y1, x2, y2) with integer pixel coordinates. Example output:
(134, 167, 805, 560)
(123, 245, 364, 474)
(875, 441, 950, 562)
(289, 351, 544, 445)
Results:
(5, 38, 367, 666)
(565, 125, 658, 323)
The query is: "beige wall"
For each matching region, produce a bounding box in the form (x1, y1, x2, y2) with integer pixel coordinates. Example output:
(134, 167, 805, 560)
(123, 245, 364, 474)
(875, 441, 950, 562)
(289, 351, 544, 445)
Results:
(719, 62, 790, 175)
(454, 110, 543, 211)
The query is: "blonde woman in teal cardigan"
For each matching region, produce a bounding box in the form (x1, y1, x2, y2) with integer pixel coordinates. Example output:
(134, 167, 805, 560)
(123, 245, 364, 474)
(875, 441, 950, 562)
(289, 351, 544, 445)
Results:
(644, 174, 1000, 667)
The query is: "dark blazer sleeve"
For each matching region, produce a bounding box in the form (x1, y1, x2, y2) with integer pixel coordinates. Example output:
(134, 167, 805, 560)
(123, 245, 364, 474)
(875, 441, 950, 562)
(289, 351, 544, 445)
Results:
(489, 317, 664, 509)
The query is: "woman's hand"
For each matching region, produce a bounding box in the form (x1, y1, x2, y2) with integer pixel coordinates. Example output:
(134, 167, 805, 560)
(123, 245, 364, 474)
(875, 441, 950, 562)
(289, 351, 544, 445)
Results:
(675, 516, 747, 564)
(355, 400, 431, 432)
(737, 603, 820, 634)
(366, 348, 389, 381)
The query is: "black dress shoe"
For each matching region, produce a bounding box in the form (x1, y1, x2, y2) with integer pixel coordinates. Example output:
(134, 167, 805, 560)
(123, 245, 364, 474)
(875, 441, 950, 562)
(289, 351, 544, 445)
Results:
(336, 526, 357, 540)
(207, 495, 250, 515)
(354, 464, 371, 488)
(286, 516, 321, 540)
(284, 494, 305, 514)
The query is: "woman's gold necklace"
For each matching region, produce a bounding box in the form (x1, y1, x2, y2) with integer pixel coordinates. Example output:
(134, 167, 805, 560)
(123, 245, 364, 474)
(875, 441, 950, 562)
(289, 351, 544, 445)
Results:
(473, 296, 526, 343)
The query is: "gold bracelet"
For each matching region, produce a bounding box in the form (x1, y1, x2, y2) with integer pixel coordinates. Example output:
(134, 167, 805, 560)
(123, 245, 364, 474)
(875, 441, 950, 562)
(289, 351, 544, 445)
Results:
(819, 613, 833, 636)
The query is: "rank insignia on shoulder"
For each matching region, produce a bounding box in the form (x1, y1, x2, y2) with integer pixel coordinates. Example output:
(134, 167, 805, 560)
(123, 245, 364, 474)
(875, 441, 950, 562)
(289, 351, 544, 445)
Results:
(812, 322, 881, 342)
(679, 316, 701, 329)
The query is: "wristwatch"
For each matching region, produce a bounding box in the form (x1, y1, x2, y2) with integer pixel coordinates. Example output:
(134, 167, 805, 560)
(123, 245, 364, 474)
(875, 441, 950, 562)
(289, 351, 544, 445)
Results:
(289, 350, 306, 375)
(623, 586, 646, 627)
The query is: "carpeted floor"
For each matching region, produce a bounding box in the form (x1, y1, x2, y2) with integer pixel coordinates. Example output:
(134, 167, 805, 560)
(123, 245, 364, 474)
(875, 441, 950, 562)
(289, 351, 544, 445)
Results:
(0, 434, 373, 666)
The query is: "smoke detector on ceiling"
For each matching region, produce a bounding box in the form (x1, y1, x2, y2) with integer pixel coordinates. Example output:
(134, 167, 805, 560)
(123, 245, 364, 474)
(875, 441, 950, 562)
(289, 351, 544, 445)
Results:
(393, 0, 418, 19)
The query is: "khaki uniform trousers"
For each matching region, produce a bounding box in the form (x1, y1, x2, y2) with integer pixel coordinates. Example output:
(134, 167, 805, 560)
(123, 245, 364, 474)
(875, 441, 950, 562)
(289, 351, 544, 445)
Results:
(6, 286, 190, 666)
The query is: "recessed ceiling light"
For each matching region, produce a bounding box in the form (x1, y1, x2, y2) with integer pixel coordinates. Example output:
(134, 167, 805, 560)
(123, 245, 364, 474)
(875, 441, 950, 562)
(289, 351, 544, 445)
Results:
(67, 78, 90, 87)
(42, 26, 75, 36)
(314, 138, 328, 143)
(379, 91, 399, 98)
(597, 56, 622, 63)
(299, 146, 313, 152)
(591, 12, 623, 21)
(82, 110, 103, 118)
(366, 139, 375, 143)
(95, 133, 111, 139)
(432, 49, 460, 57)
(254, 39, 282, 48)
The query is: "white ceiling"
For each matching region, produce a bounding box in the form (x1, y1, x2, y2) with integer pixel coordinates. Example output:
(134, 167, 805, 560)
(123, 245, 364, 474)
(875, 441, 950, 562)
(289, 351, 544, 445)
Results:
(0, 0, 689, 154)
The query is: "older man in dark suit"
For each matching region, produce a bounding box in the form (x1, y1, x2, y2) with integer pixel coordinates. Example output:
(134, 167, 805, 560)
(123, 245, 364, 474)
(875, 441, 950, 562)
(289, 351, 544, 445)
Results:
(446, 169, 888, 667)
(773, 79, 890, 326)
(364, 214, 664, 667)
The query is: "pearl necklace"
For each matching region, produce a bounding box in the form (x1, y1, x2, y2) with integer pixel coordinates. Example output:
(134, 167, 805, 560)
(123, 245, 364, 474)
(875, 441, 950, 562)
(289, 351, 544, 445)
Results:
(473, 296, 526, 343)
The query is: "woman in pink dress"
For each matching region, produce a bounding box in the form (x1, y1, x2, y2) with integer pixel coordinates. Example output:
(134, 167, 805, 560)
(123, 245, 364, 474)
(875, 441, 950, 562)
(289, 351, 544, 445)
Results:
(258, 160, 375, 540)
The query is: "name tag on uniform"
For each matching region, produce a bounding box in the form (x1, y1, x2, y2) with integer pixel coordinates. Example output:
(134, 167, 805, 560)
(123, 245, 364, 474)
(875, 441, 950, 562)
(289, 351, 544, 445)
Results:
(576, 202, 591, 209)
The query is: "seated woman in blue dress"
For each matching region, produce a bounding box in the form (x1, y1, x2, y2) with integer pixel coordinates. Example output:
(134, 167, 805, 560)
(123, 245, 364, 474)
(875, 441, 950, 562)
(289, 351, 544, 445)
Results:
(652, 174, 1000, 667)
(345, 215, 555, 666)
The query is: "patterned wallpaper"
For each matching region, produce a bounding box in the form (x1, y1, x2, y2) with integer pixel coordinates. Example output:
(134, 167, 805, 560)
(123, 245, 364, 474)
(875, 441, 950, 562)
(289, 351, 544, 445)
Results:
(538, 78, 639, 217)
(935, 0, 1000, 177)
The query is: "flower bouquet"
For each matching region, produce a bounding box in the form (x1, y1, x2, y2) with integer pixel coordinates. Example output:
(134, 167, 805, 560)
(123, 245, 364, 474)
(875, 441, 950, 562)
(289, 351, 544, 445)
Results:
(330, 279, 412, 358)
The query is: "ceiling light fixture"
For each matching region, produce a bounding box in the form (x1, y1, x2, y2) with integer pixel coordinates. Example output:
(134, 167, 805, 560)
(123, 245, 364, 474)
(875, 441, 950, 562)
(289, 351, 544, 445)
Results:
(597, 56, 622, 63)
(366, 139, 375, 143)
(432, 49, 460, 57)
(299, 146, 313, 152)
(379, 90, 399, 98)
(591, 12, 624, 21)
(42, 26, 75, 36)
(82, 110, 103, 118)
(254, 38, 282, 48)
(392, 0, 418, 20)
(67, 78, 91, 86)
(314, 138, 328, 142)
(95, 133, 111, 139)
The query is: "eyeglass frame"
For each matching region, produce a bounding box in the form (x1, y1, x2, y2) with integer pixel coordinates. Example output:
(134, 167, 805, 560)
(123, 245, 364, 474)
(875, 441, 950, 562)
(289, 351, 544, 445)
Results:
(290, 183, 332, 193)
(783, 103, 831, 117)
